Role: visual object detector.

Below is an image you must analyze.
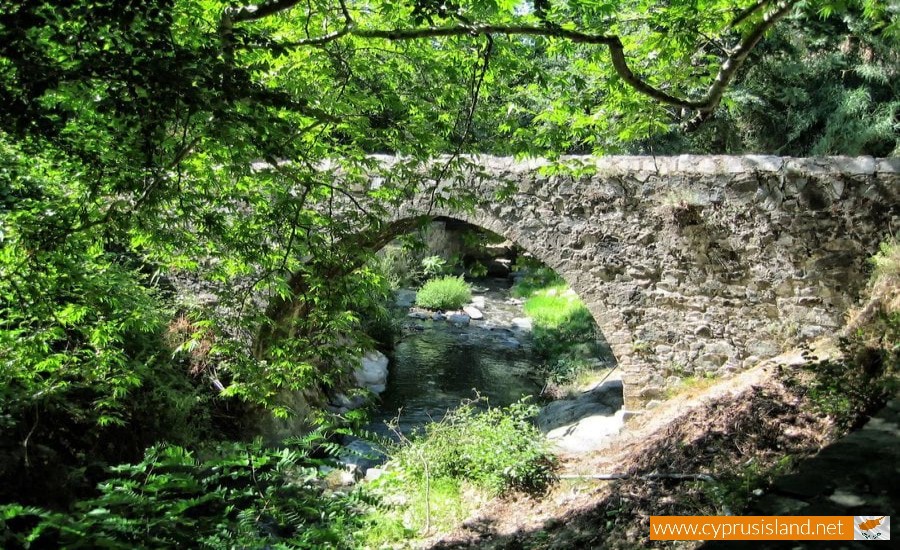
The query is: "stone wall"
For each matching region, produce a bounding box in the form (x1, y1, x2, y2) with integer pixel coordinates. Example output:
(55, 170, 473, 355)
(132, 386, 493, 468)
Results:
(383, 155, 899, 408)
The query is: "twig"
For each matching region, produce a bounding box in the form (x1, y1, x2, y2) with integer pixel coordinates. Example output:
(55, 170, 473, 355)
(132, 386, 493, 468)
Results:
(559, 472, 716, 482)
(22, 408, 39, 468)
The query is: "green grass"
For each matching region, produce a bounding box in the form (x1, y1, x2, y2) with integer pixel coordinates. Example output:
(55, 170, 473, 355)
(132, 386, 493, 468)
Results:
(358, 475, 481, 548)
(663, 372, 720, 399)
(415, 275, 472, 310)
(354, 400, 554, 547)
(511, 266, 564, 298)
(511, 273, 608, 391)
(523, 284, 586, 325)
(522, 285, 599, 362)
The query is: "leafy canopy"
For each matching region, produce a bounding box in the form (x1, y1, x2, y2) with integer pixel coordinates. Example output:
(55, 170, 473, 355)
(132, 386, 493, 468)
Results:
(1, 0, 893, 419)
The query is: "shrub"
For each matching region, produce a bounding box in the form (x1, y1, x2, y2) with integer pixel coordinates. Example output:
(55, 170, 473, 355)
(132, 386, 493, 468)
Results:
(415, 276, 472, 310)
(420, 255, 448, 279)
(390, 399, 556, 496)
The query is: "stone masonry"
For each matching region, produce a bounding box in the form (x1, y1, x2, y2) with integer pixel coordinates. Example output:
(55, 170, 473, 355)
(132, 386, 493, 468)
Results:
(372, 155, 899, 409)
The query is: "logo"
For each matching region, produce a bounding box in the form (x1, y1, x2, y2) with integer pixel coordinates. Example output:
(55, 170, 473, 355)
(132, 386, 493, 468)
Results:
(854, 516, 890, 541)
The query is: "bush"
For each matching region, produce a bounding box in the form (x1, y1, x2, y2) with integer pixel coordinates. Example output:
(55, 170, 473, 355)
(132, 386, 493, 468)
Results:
(390, 399, 556, 496)
(415, 276, 472, 310)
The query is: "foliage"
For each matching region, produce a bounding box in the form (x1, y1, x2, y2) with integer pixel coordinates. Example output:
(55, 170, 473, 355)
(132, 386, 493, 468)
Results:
(467, 260, 489, 278)
(0, 433, 367, 549)
(870, 238, 900, 282)
(1, 0, 893, 533)
(1, 0, 883, 431)
(658, 4, 899, 156)
(511, 261, 565, 298)
(389, 399, 556, 496)
(358, 475, 477, 547)
(354, 264, 401, 349)
(512, 259, 610, 389)
(420, 255, 448, 279)
(415, 276, 472, 310)
(373, 244, 420, 291)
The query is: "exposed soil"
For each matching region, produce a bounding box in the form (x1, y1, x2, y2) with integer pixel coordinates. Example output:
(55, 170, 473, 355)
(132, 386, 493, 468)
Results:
(420, 341, 891, 549)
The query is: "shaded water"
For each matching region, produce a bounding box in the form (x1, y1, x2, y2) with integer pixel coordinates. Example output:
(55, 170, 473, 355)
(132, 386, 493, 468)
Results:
(369, 279, 542, 437)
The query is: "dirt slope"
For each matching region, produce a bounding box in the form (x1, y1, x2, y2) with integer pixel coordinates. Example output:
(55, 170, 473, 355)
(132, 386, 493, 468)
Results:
(426, 345, 849, 549)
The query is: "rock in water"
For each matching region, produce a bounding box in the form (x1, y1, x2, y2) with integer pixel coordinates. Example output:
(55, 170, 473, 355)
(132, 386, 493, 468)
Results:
(354, 350, 389, 394)
(448, 313, 471, 326)
(463, 305, 483, 319)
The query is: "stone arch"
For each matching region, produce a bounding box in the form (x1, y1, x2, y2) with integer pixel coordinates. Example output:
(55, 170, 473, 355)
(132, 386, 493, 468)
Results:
(381, 208, 636, 398)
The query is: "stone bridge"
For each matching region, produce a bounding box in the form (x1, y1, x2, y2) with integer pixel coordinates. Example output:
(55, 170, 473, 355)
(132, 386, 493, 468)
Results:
(368, 155, 898, 409)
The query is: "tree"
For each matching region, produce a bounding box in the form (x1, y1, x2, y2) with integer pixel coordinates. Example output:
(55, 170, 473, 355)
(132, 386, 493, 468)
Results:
(2, 0, 891, 422)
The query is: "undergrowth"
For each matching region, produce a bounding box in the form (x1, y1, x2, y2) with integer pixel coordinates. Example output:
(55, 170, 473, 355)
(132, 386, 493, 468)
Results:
(355, 399, 556, 547)
(0, 430, 366, 549)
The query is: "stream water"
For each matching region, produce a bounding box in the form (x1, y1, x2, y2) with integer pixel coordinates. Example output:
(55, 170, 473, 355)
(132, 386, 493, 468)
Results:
(366, 278, 543, 439)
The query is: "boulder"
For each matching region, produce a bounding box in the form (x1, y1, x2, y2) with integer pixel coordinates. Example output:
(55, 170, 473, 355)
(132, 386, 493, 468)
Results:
(545, 411, 627, 453)
(538, 379, 625, 453)
(354, 350, 389, 394)
(463, 305, 484, 320)
(447, 313, 470, 326)
(511, 317, 532, 330)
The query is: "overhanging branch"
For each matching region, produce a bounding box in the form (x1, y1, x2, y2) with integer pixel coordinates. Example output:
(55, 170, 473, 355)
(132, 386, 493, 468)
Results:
(229, 0, 799, 114)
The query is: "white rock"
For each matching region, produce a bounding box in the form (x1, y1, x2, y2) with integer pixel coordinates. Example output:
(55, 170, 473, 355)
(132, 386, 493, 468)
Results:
(511, 317, 532, 330)
(354, 350, 389, 393)
(545, 410, 626, 453)
(365, 468, 385, 482)
(471, 296, 486, 308)
(463, 306, 484, 320)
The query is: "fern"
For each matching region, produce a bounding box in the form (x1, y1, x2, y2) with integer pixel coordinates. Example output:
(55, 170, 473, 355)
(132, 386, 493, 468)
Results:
(2, 439, 368, 548)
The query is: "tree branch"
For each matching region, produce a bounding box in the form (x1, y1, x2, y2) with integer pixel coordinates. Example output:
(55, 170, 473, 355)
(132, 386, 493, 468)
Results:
(239, 1, 798, 114)
(227, 0, 307, 23)
(730, 0, 771, 28)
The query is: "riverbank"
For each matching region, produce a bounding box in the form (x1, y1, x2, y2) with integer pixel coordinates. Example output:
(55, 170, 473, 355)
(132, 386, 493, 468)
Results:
(426, 340, 898, 549)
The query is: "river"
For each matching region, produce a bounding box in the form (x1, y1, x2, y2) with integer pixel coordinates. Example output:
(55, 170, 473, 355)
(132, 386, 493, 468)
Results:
(366, 278, 543, 439)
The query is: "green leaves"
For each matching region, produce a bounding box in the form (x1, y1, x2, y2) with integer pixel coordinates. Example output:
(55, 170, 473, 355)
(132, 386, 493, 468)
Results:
(1, 436, 365, 548)
(390, 398, 557, 495)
